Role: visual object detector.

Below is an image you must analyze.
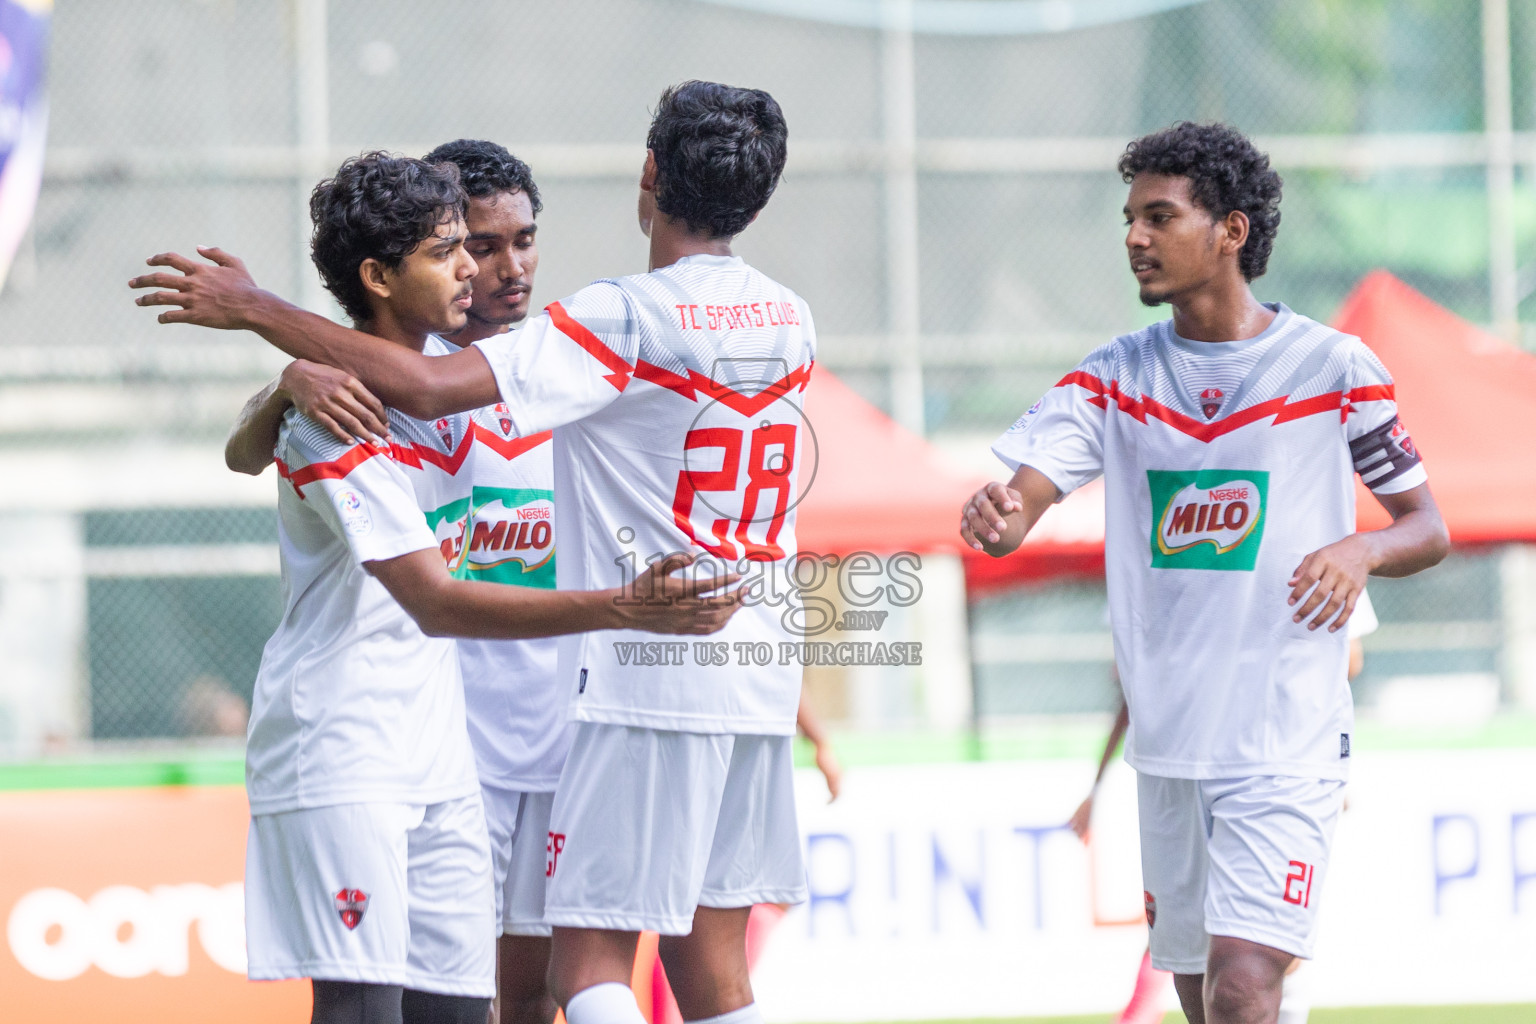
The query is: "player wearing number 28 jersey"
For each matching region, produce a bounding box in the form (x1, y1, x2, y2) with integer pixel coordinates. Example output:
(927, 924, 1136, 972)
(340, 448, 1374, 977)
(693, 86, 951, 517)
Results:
(472, 257, 814, 736)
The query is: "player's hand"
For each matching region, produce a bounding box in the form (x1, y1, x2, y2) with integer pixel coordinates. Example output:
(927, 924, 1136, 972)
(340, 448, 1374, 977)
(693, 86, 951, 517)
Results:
(960, 481, 1022, 551)
(280, 360, 391, 447)
(1288, 534, 1372, 632)
(129, 246, 267, 329)
(813, 741, 843, 803)
(615, 553, 743, 635)
(1068, 795, 1093, 843)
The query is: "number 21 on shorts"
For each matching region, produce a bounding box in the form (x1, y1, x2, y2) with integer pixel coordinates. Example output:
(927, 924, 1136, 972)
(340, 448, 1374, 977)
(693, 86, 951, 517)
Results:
(1283, 859, 1315, 907)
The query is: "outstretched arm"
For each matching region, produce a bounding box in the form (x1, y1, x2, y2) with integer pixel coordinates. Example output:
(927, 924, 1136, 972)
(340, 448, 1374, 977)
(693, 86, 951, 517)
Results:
(958, 464, 1063, 557)
(131, 247, 498, 419)
(368, 550, 742, 641)
(1287, 482, 1449, 633)
(226, 361, 392, 476)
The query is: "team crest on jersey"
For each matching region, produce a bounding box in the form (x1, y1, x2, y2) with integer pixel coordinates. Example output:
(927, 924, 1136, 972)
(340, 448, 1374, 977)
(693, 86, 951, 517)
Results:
(494, 403, 513, 436)
(334, 888, 368, 930)
(1147, 469, 1269, 571)
(434, 417, 453, 449)
(1198, 387, 1225, 420)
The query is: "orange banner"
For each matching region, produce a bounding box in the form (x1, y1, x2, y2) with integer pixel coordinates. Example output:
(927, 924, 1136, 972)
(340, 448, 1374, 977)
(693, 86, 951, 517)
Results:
(0, 786, 308, 1024)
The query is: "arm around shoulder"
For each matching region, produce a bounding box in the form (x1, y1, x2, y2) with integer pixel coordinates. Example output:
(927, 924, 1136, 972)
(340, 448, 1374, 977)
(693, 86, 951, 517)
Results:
(225, 377, 289, 475)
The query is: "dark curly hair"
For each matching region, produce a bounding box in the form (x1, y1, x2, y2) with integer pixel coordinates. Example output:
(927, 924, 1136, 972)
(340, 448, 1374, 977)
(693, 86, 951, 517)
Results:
(1118, 122, 1283, 281)
(309, 151, 467, 323)
(422, 139, 542, 215)
(646, 80, 787, 238)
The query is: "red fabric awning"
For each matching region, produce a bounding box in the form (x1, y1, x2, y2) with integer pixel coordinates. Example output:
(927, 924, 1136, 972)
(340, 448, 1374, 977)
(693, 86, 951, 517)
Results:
(1333, 271, 1536, 544)
(794, 369, 983, 555)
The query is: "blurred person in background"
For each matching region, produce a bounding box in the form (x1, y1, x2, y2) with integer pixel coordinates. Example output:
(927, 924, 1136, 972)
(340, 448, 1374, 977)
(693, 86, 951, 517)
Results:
(178, 674, 251, 738)
(222, 139, 564, 1024)
(133, 81, 811, 1024)
(963, 122, 1447, 1024)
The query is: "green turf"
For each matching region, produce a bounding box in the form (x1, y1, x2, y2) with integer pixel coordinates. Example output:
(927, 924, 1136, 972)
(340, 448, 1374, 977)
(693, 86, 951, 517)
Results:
(0, 750, 245, 791)
(1, 713, 1533, 792)
(789, 713, 1536, 770)
(824, 1007, 1536, 1024)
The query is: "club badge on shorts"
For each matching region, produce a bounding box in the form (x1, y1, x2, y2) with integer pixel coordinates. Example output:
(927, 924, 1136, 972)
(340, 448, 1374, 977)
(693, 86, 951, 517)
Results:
(1144, 890, 1156, 928)
(334, 888, 369, 930)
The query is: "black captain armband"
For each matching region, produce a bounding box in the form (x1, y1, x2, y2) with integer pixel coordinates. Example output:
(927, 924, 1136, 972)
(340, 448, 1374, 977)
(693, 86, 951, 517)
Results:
(1349, 416, 1422, 490)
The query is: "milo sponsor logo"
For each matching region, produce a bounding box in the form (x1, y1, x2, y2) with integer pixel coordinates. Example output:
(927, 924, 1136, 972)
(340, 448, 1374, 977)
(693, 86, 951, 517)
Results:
(457, 487, 556, 588)
(1147, 469, 1268, 571)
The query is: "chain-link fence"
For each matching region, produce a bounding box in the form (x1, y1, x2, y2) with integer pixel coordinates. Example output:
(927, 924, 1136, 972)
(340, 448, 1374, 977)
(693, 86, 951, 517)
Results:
(971, 548, 1513, 720)
(2, 0, 1532, 755)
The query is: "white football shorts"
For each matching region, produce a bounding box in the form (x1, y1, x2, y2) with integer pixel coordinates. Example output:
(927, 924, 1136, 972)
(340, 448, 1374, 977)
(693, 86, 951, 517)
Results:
(245, 794, 495, 996)
(482, 785, 556, 937)
(1138, 773, 1345, 973)
(544, 723, 808, 935)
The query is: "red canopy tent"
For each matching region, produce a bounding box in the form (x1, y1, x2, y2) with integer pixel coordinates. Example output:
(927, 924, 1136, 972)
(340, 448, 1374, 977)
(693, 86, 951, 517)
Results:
(1335, 271, 1536, 543)
(794, 370, 982, 555)
(962, 271, 1536, 592)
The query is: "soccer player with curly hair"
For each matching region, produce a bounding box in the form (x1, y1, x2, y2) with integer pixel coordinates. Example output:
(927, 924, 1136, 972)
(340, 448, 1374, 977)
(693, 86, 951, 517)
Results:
(133, 82, 812, 1024)
(963, 122, 1449, 1024)
(222, 139, 569, 1024)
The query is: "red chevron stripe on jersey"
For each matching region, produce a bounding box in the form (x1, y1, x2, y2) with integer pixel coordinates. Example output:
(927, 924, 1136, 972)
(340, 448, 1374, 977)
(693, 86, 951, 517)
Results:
(277, 431, 476, 498)
(275, 443, 383, 496)
(387, 432, 474, 475)
(633, 359, 813, 416)
(548, 300, 634, 391)
(472, 423, 552, 461)
(1060, 371, 1397, 443)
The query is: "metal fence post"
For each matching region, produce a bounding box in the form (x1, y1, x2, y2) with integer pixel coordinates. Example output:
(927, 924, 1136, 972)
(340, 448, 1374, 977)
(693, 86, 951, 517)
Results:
(882, 0, 925, 435)
(294, 0, 330, 313)
(1483, 0, 1518, 340)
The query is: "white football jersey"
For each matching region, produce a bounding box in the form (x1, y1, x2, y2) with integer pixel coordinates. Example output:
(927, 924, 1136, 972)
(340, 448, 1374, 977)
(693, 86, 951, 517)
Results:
(454, 387, 566, 791)
(247, 349, 480, 815)
(474, 254, 817, 735)
(993, 304, 1426, 780)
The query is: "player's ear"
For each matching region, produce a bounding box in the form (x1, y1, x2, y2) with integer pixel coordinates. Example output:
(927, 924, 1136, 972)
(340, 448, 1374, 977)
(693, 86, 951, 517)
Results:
(358, 258, 390, 302)
(640, 150, 658, 193)
(1222, 209, 1250, 258)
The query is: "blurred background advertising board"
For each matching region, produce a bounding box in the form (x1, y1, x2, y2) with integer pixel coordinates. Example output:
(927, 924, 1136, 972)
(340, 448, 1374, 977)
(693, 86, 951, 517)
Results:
(0, 775, 306, 1024)
(0, 0, 49, 289)
(751, 750, 1536, 1020)
(5, 748, 1534, 1020)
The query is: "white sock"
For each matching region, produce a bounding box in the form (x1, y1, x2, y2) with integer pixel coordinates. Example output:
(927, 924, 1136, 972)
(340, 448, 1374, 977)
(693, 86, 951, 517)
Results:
(566, 982, 646, 1024)
(1277, 962, 1311, 1024)
(688, 1004, 764, 1024)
